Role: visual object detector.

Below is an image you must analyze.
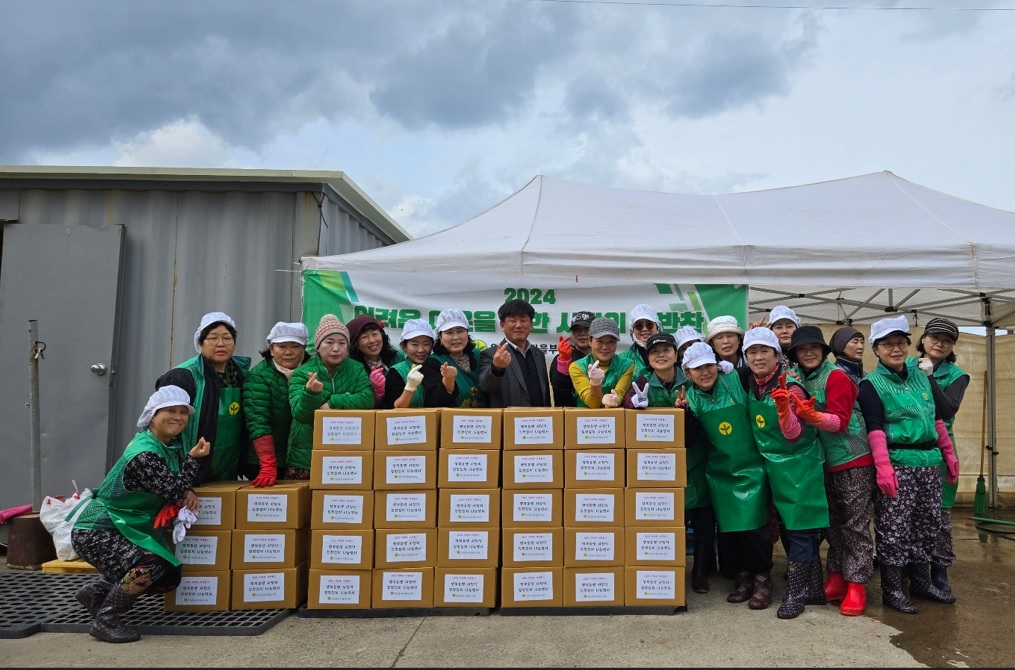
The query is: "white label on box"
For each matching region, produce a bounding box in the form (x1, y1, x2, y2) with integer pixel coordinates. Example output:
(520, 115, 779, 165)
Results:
(512, 493, 554, 523)
(635, 413, 675, 442)
(386, 492, 428, 522)
(635, 491, 676, 521)
(635, 569, 676, 600)
(444, 572, 485, 603)
(246, 493, 289, 523)
(513, 532, 554, 562)
(637, 452, 677, 482)
(321, 455, 363, 485)
(513, 453, 555, 483)
(448, 530, 490, 560)
(385, 532, 427, 562)
(321, 415, 364, 445)
(449, 493, 491, 523)
(386, 415, 427, 445)
(575, 572, 616, 602)
(576, 452, 616, 480)
(447, 453, 489, 482)
(575, 532, 616, 561)
(576, 416, 617, 444)
(321, 534, 364, 564)
(243, 533, 286, 563)
(319, 573, 361, 604)
(513, 415, 555, 445)
(172, 575, 220, 606)
(322, 494, 365, 525)
(243, 571, 286, 602)
(513, 570, 554, 601)
(193, 496, 222, 526)
(175, 534, 219, 565)
(382, 571, 423, 601)
(385, 455, 427, 484)
(452, 415, 493, 443)
(575, 492, 617, 523)
(636, 532, 676, 561)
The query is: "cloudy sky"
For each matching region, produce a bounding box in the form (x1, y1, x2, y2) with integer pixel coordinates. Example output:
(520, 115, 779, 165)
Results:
(4, 0, 1014, 237)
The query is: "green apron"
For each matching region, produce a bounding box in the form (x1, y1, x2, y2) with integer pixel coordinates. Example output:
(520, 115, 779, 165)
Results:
(748, 379, 829, 531)
(209, 386, 243, 481)
(392, 359, 426, 408)
(687, 374, 769, 532)
(573, 354, 632, 408)
(801, 360, 871, 468)
(432, 353, 485, 407)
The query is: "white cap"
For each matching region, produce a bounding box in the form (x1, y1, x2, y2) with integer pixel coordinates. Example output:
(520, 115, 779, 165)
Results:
(137, 385, 194, 429)
(705, 315, 744, 343)
(675, 326, 703, 350)
(400, 318, 436, 342)
(265, 321, 308, 349)
(768, 305, 801, 327)
(434, 309, 470, 334)
(194, 311, 236, 352)
(870, 315, 911, 346)
(681, 342, 718, 370)
(628, 304, 662, 332)
(742, 327, 782, 353)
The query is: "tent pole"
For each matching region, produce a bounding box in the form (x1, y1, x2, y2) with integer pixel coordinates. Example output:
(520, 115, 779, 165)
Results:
(986, 321, 998, 508)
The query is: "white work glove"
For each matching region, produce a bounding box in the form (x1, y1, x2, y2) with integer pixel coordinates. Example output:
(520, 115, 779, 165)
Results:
(718, 360, 734, 374)
(588, 361, 605, 387)
(630, 381, 649, 409)
(602, 391, 621, 408)
(404, 364, 423, 392)
(918, 357, 933, 376)
(172, 507, 198, 544)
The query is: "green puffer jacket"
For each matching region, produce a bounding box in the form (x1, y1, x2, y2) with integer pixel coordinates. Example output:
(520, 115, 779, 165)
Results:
(242, 358, 295, 469)
(287, 356, 374, 470)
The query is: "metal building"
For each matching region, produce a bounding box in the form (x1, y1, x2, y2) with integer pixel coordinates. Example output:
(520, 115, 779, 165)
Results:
(0, 166, 409, 514)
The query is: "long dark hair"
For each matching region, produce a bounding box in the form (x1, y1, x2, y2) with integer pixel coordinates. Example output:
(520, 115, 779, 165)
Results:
(349, 325, 400, 368)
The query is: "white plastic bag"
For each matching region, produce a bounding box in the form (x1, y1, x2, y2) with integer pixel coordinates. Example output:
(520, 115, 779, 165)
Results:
(39, 489, 92, 561)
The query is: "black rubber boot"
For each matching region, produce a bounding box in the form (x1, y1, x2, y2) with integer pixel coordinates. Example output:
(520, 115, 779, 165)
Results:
(930, 564, 952, 594)
(880, 564, 917, 614)
(691, 537, 712, 594)
(89, 588, 141, 643)
(805, 556, 827, 606)
(777, 562, 808, 619)
(75, 578, 112, 618)
(908, 563, 956, 604)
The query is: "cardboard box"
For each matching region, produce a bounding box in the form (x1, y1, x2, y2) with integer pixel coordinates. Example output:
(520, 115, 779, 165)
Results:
(373, 451, 437, 490)
(310, 450, 373, 490)
(502, 408, 564, 449)
(625, 448, 687, 488)
(564, 566, 625, 606)
(564, 487, 625, 527)
(502, 450, 562, 489)
(231, 528, 309, 569)
(174, 529, 231, 572)
(438, 489, 500, 528)
(234, 482, 311, 530)
(564, 527, 624, 566)
(437, 527, 499, 567)
(310, 529, 374, 570)
(501, 527, 563, 567)
(434, 567, 498, 608)
(501, 489, 563, 528)
(313, 409, 375, 450)
(310, 490, 374, 530)
(564, 408, 625, 449)
(374, 409, 440, 450)
(564, 449, 624, 488)
(374, 528, 438, 568)
(624, 566, 686, 607)
(438, 449, 500, 489)
(625, 408, 685, 448)
(374, 489, 437, 529)
(439, 408, 502, 449)
(371, 568, 435, 608)
(231, 563, 309, 610)
(500, 567, 562, 608)
(624, 488, 685, 527)
(307, 568, 372, 609)
(191, 483, 240, 530)
(163, 570, 231, 611)
(624, 527, 686, 567)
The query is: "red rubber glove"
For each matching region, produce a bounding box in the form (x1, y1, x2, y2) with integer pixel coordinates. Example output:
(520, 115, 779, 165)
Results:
(935, 419, 960, 484)
(369, 367, 386, 402)
(868, 429, 898, 498)
(250, 435, 278, 488)
(793, 396, 841, 432)
(556, 335, 573, 375)
(770, 373, 793, 424)
(154, 501, 182, 529)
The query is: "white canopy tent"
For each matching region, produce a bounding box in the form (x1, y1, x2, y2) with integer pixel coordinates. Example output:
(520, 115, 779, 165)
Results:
(302, 171, 1015, 504)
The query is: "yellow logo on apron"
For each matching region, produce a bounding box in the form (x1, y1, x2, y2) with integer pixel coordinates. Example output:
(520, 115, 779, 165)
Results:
(228, 401, 240, 415)
(755, 414, 766, 428)
(718, 421, 733, 436)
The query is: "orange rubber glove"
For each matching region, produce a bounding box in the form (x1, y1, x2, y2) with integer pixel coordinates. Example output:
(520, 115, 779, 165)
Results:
(556, 335, 574, 375)
(250, 435, 278, 488)
(769, 372, 793, 425)
(154, 501, 182, 529)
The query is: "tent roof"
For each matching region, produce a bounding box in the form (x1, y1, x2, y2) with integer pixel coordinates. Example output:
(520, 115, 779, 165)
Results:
(303, 171, 1015, 327)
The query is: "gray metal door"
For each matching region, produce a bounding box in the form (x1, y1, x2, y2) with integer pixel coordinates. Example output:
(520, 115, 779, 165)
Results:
(0, 224, 125, 510)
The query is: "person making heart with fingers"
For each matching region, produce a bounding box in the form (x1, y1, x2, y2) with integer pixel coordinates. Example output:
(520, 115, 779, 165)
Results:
(479, 299, 551, 407)
(568, 316, 635, 409)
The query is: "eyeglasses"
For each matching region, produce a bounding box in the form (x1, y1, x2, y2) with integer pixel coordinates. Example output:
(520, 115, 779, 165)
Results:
(878, 340, 909, 351)
(926, 334, 955, 346)
(205, 336, 234, 345)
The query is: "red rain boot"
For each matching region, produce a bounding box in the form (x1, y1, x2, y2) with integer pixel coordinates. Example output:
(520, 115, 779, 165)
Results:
(840, 582, 866, 616)
(824, 571, 848, 603)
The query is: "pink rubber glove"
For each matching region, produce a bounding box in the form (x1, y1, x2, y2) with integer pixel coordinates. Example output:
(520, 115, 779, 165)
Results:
(868, 429, 898, 498)
(369, 366, 386, 401)
(556, 336, 573, 375)
(935, 419, 960, 484)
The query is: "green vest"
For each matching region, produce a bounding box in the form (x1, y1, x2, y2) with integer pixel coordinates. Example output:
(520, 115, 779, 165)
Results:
(432, 353, 485, 407)
(801, 360, 871, 468)
(906, 357, 968, 508)
(392, 359, 426, 408)
(573, 354, 632, 408)
(619, 347, 651, 379)
(862, 363, 942, 468)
